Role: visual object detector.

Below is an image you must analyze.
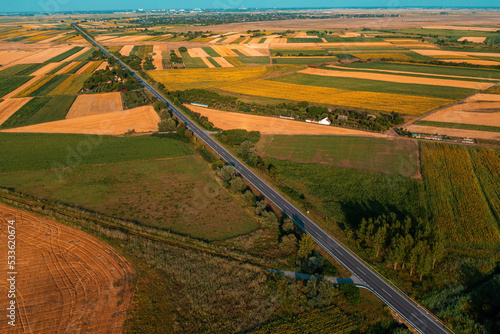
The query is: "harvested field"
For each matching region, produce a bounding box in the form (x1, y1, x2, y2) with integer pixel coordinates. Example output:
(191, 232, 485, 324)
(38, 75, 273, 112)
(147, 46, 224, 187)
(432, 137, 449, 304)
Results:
(77, 61, 102, 75)
(405, 124, 500, 140)
(412, 49, 500, 58)
(30, 62, 61, 76)
(305, 67, 494, 90)
(152, 44, 166, 69)
(55, 61, 80, 74)
(188, 47, 210, 58)
(220, 79, 452, 114)
(63, 47, 91, 62)
(12, 46, 73, 64)
(0, 203, 135, 334)
(0, 50, 35, 65)
(186, 105, 383, 136)
(213, 57, 234, 67)
(422, 102, 500, 126)
(201, 57, 215, 68)
(457, 36, 487, 43)
(120, 44, 135, 56)
(3, 105, 160, 135)
(94, 61, 109, 72)
(66, 92, 123, 118)
(465, 93, 500, 102)
(0, 98, 32, 125)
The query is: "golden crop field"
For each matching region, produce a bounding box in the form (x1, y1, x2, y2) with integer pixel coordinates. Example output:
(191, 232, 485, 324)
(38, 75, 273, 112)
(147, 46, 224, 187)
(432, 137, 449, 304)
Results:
(352, 53, 414, 60)
(220, 79, 452, 114)
(48, 74, 90, 95)
(148, 66, 273, 90)
(16, 75, 55, 97)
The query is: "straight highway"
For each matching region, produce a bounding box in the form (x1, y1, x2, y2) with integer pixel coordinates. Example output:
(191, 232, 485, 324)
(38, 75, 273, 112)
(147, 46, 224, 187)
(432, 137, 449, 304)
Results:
(73, 24, 452, 334)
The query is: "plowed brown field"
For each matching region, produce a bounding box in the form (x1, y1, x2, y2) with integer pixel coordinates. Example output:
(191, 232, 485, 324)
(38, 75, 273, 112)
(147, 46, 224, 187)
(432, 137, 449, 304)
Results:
(0, 203, 135, 334)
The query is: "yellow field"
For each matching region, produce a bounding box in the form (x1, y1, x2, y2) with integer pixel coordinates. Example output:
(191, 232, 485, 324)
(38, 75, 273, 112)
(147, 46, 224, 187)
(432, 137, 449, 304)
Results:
(303, 67, 495, 90)
(219, 79, 453, 114)
(76, 61, 102, 74)
(3, 106, 160, 135)
(15, 75, 54, 97)
(48, 74, 89, 96)
(148, 66, 273, 90)
(0, 98, 32, 126)
(66, 92, 123, 118)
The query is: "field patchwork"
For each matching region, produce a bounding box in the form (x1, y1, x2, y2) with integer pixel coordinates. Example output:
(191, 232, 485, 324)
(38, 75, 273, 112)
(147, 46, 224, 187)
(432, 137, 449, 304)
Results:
(0, 97, 32, 126)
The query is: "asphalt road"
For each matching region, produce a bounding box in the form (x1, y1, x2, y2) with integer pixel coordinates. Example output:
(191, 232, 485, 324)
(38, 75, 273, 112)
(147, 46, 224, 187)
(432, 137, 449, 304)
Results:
(73, 24, 452, 334)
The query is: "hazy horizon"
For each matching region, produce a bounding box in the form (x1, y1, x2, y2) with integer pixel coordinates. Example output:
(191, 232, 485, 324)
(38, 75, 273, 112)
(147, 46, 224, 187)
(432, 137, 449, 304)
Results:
(1, 1, 500, 14)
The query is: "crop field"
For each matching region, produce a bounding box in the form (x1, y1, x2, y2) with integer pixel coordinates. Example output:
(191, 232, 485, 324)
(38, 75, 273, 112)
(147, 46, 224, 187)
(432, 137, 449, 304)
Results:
(272, 57, 338, 65)
(256, 135, 419, 177)
(253, 306, 357, 334)
(419, 101, 500, 127)
(272, 72, 475, 100)
(48, 74, 90, 95)
(180, 52, 208, 68)
(46, 46, 85, 63)
(0, 97, 32, 126)
(75, 61, 102, 74)
(29, 61, 62, 76)
(66, 92, 123, 118)
(342, 62, 500, 79)
(3, 105, 160, 135)
(149, 66, 272, 90)
(0, 204, 135, 334)
(0, 132, 193, 173)
(27, 74, 70, 96)
(299, 68, 494, 90)
(351, 52, 415, 61)
(0, 76, 32, 98)
(0, 63, 44, 76)
(219, 79, 452, 114)
(420, 142, 500, 248)
(414, 120, 500, 132)
(406, 124, 500, 140)
(120, 44, 134, 56)
(186, 105, 383, 136)
(0, 95, 76, 129)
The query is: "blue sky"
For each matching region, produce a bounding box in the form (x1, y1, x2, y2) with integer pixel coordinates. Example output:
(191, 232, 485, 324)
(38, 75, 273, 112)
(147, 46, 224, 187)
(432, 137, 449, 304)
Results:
(2, 1, 499, 13)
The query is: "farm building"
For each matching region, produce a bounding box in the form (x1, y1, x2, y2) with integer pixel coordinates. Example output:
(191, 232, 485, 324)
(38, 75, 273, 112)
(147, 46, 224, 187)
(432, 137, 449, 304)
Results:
(318, 117, 332, 125)
(337, 115, 348, 121)
(191, 102, 209, 108)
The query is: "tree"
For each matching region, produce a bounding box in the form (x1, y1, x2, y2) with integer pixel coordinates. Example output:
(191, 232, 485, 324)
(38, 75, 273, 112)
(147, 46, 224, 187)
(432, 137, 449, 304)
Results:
(298, 234, 315, 259)
(372, 225, 387, 258)
(429, 234, 446, 269)
(282, 218, 295, 233)
(158, 120, 175, 132)
(408, 241, 425, 276)
(216, 165, 235, 183)
(339, 283, 361, 304)
(238, 140, 254, 159)
(230, 176, 244, 194)
(388, 234, 406, 270)
(280, 234, 297, 254)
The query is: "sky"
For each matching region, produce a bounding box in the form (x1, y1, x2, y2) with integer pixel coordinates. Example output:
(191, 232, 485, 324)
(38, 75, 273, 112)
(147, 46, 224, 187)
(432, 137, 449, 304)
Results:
(2, 0, 499, 13)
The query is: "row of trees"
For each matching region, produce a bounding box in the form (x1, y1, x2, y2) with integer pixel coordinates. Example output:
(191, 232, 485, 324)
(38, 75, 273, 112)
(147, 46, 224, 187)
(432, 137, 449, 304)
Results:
(349, 213, 446, 281)
(81, 60, 141, 93)
(169, 89, 404, 132)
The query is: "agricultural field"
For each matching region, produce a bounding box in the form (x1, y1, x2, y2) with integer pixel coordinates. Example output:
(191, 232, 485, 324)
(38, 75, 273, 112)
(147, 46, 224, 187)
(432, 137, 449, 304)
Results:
(420, 142, 500, 248)
(48, 73, 91, 95)
(0, 76, 33, 98)
(0, 95, 76, 129)
(66, 92, 123, 118)
(0, 204, 135, 334)
(149, 66, 273, 90)
(219, 79, 452, 115)
(187, 105, 383, 136)
(3, 105, 160, 135)
(0, 97, 32, 126)
(256, 135, 419, 177)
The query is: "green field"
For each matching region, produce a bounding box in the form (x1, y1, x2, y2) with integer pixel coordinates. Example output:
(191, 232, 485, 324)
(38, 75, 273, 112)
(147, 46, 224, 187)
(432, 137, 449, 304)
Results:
(49, 74, 90, 95)
(66, 61, 88, 74)
(0, 63, 43, 76)
(207, 57, 221, 67)
(414, 120, 500, 132)
(72, 48, 95, 62)
(202, 46, 221, 57)
(180, 52, 208, 68)
(270, 72, 475, 100)
(256, 135, 419, 177)
(46, 46, 84, 62)
(46, 61, 70, 75)
(288, 37, 323, 43)
(236, 56, 270, 65)
(0, 156, 259, 240)
(271, 49, 330, 56)
(28, 74, 70, 96)
(272, 57, 337, 65)
(342, 62, 500, 79)
(0, 95, 75, 129)
(0, 76, 32, 98)
(0, 133, 193, 173)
